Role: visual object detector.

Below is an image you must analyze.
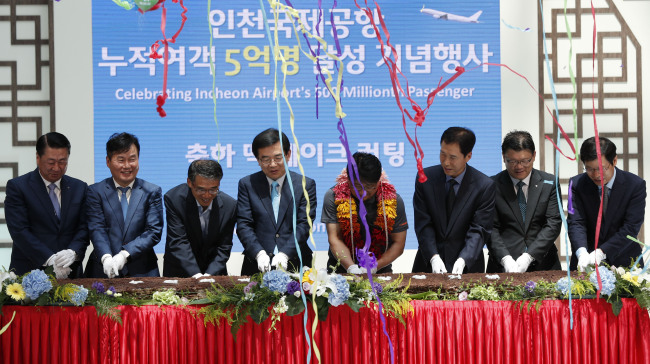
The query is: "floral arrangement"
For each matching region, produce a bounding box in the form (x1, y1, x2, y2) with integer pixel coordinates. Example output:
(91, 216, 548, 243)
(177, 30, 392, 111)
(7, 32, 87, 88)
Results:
(196, 267, 412, 337)
(1, 267, 88, 308)
(334, 168, 397, 260)
(2, 263, 650, 334)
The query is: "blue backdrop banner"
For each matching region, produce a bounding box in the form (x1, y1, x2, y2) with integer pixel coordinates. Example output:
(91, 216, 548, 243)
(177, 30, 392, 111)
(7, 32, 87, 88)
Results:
(92, 0, 502, 253)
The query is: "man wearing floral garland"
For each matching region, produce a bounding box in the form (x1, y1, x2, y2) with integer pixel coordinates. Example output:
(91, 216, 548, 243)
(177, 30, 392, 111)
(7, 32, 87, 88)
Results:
(237, 128, 317, 275)
(568, 137, 646, 271)
(321, 152, 408, 274)
(413, 127, 496, 274)
(5, 132, 89, 279)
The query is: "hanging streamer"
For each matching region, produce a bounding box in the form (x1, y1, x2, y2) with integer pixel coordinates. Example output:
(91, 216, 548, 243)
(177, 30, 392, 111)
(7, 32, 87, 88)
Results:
(145, 0, 188, 117)
(206, 0, 221, 160)
(501, 19, 531, 32)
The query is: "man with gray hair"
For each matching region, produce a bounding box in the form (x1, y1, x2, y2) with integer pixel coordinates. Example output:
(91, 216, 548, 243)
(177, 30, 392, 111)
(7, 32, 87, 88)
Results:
(163, 160, 237, 277)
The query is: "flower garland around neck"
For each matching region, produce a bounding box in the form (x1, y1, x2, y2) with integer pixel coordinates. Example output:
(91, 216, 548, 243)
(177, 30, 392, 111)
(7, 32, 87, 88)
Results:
(333, 168, 397, 261)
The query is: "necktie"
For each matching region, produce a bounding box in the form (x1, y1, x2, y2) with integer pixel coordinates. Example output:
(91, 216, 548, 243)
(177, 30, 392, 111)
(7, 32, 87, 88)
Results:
(601, 186, 610, 216)
(271, 181, 280, 221)
(446, 179, 457, 219)
(117, 186, 130, 222)
(48, 183, 61, 219)
(271, 181, 280, 255)
(517, 180, 526, 222)
(200, 207, 210, 239)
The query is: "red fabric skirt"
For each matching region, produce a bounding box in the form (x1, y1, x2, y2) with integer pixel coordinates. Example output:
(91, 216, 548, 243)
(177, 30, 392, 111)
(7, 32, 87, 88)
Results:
(1, 299, 648, 363)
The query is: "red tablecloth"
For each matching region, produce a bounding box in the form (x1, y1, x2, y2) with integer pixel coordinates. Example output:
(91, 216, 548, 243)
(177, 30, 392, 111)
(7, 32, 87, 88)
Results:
(1, 299, 649, 363)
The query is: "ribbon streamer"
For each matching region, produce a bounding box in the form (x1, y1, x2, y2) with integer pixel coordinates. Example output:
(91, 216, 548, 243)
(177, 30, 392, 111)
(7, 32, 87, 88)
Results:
(628, 236, 650, 274)
(146, 0, 188, 117)
(501, 18, 531, 32)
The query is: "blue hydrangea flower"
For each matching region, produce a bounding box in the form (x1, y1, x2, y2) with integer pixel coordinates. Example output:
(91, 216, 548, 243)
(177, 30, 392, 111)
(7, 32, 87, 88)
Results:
(22, 270, 53, 300)
(327, 275, 350, 307)
(70, 286, 89, 306)
(589, 266, 616, 296)
(556, 277, 572, 295)
(263, 270, 292, 294)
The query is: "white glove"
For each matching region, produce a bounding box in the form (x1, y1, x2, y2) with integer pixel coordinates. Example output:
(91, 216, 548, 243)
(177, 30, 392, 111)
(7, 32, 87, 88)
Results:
(359, 266, 378, 274)
(347, 264, 364, 274)
(54, 249, 77, 268)
(515, 253, 534, 273)
(589, 249, 606, 266)
(53, 265, 72, 279)
(111, 250, 130, 277)
(576, 247, 591, 272)
(451, 258, 466, 274)
(44, 254, 57, 267)
(192, 272, 204, 279)
(430, 255, 447, 274)
(271, 252, 289, 270)
(501, 255, 520, 273)
(256, 251, 271, 272)
(101, 254, 116, 278)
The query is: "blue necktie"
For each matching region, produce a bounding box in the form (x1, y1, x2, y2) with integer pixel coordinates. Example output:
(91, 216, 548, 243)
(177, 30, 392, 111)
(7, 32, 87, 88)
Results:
(271, 181, 280, 221)
(118, 186, 130, 222)
(517, 180, 526, 222)
(271, 181, 280, 255)
(48, 183, 61, 219)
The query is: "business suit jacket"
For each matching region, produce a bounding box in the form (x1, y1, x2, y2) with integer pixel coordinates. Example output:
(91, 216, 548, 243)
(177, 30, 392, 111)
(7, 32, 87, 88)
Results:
(5, 169, 89, 276)
(237, 170, 317, 275)
(163, 184, 237, 277)
(568, 168, 646, 270)
(85, 177, 163, 277)
(486, 169, 562, 273)
(413, 165, 496, 273)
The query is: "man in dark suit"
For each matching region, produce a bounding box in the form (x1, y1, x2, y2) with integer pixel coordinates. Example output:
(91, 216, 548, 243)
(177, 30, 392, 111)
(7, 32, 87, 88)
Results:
(237, 128, 317, 275)
(487, 131, 562, 273)
(163, 160, 237, 277)
(86, 132, 163, 278)
(5, 132, 89, 278)
(568, 136, 646, 271)
(413, 127, 496, 274)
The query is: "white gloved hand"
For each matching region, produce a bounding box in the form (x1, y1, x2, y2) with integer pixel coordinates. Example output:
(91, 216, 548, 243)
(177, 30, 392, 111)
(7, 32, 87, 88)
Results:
(111, 250, 130, 277)
(515, 253, 534, 273)
(430, 255, 447, 274)
(576, 247, 591, 272)
(589, 249, 606, 266)
(256, 251, 271, 272)
(359, 266, 378, 274)
(451, 258, 466, 274)
(192, 272, 205, 279)
(347, 264, 364, 274)
(101, 254, 116, 278)
(54, 249, 77, 268)
(501, 255, 519, 273)
(53, 265, 72, 279)
(44, 254, 57, 267)
(271, 252, 289, 270)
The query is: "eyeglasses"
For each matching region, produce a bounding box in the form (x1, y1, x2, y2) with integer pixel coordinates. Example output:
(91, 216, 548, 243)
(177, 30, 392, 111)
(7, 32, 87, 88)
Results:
(194, 187, 219, 195)
(505, 157, 533, 167)
(259, 155, 285, 166)
(584, 163, 611, 174)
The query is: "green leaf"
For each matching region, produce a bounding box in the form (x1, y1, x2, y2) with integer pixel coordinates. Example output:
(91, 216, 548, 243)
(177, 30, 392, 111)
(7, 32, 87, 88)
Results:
(611, 300, 623, 316)
(346, 300, 364, 313)
(315, 296, 330, 321)
(251, 306, 269, 325)
(285, 295, 306, 316)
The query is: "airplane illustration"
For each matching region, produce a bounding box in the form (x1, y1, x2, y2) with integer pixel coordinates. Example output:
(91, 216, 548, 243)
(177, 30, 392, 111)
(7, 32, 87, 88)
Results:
(420, 6, 482, 23)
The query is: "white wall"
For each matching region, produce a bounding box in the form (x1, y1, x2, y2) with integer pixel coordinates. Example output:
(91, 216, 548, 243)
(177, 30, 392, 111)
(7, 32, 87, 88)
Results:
(1, 0, 649, 272)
